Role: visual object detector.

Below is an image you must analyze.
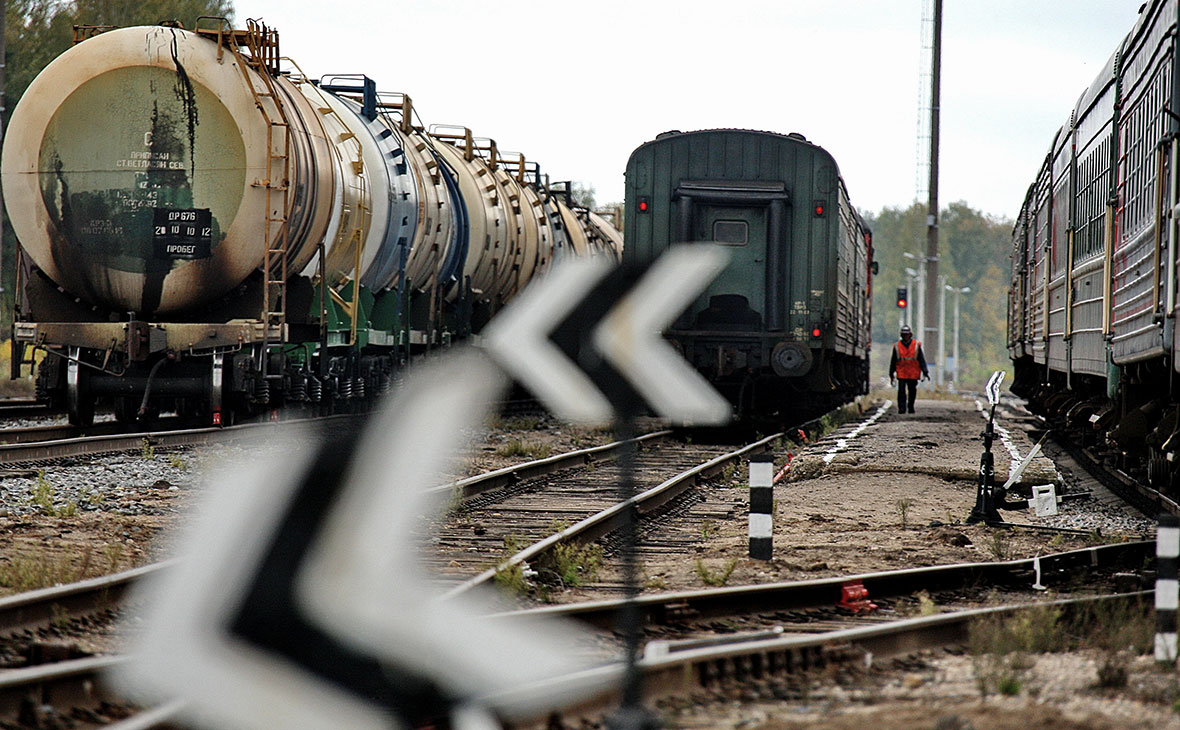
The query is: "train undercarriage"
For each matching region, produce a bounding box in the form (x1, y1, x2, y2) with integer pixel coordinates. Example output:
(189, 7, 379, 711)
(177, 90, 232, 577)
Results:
(19, 329, 402, 428)
(1012, 354, 1180, 496)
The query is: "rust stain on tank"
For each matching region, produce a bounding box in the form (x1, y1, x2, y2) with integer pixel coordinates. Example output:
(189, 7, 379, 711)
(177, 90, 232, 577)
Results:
(168, 29, 199, 173)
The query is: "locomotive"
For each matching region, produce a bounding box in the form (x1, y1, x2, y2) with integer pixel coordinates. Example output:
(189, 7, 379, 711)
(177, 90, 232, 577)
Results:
(624, 129, 874, 422)
(1008, 0, 1180, 488)
(2, 20, 621, 426)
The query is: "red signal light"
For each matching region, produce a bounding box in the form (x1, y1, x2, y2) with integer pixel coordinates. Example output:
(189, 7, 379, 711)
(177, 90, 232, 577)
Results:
(813, 200, 826, 217)
(811, 327, 822, 338)
(638, 197, 650, 213)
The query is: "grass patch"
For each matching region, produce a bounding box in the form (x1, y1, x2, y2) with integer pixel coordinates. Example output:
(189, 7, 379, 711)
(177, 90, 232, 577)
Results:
(0, 554, 82, 592)
(695, 558, 738, 587)
(30, 472, 79, 517)
(0, 543, 125, 593)
(644, 575, 668, 591)
(894, 497, 915, 528)
(141, 438, 156, 460)
(549, 541, 603, 587)
(969, 597, 1154, 696)
(987, 530, 1012, 561)
(700, 520, 720, 540)
(493, 536, 529, 595)
(495, 439, 552, 460)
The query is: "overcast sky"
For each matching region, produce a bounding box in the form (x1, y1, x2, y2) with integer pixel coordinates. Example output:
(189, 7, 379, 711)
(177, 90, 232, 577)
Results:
(232, 0, 1144, 221)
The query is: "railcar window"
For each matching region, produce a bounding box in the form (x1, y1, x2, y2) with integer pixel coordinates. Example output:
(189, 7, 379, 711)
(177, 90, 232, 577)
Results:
(712, 220, 748, 246)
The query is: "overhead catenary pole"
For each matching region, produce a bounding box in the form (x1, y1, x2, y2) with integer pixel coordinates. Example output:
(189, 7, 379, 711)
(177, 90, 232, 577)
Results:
(924, 0, 943, 381)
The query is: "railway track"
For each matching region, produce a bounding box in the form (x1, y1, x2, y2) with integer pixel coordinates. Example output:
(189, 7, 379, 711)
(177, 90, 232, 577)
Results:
(430, 433, 784, 597)
(0, 540, 1153, 728)
(0, 399, 55, 421)
(0, 397, 1166, 727)
(0, 415, 365, 466)
(493, 590, 1154, 727)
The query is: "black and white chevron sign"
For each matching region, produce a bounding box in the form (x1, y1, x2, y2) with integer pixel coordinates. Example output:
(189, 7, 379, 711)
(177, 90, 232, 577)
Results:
(112, 249, 730, 729)
(482, 245, 732, 425)
(114, 351, 605, 730)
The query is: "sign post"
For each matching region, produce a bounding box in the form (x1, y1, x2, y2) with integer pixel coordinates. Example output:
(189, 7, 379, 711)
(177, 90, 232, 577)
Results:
(967, 371, 1005, 525)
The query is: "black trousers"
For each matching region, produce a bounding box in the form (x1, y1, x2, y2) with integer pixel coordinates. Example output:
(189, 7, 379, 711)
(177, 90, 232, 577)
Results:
(897, 379, 918, 412)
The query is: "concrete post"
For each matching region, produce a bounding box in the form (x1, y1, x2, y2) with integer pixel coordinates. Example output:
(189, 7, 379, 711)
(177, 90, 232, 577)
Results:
(1157, 514, 1179, 663)
(748, 455, 774, 560)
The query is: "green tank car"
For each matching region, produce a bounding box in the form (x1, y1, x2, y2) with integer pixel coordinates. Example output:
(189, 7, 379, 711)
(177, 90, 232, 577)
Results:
(624, 129, 874, 422)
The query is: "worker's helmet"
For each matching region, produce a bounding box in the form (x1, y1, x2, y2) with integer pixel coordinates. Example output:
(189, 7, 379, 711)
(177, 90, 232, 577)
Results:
(900, 325, 912, 337)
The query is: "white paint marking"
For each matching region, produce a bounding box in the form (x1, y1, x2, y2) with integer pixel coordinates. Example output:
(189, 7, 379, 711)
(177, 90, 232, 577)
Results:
(822, 401, 891, 465)
(975, 399, 1022, 463)
(749, 513, 774, 538)
(749, 461, 773, 488)
(1155, 632, 1178, 663)
(1159, 527, 1180, 558)
(1156, 580, 1179, 611)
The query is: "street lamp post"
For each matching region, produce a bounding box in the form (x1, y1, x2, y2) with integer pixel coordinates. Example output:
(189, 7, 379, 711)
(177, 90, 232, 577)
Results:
(945, 284, 971, 387)
(937, 275, 947, 386)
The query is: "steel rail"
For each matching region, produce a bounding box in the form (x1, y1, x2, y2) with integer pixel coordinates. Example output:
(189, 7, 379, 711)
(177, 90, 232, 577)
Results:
(0, 592, 1149, 728)
(428, 430, 674, 502)
(0, 401, 54, 420)
(490, 591, 1153, 726)
(0, 562, 171, 637)
(0, 431, 676, 636)
(1047, 428, 1180, 517)
(503, 540, 1153, 629)
(104, 699, 187, 730)
(0, 414, 365, 465)
(0, 655, 126, 719)
(442, 433, 786, 598)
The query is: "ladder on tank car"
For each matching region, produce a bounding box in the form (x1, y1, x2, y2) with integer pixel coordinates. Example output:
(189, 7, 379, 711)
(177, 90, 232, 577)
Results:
(198, 18, 293, 335)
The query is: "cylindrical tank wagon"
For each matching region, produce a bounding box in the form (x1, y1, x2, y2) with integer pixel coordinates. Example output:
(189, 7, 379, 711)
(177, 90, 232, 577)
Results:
(2, 19, 621, 425)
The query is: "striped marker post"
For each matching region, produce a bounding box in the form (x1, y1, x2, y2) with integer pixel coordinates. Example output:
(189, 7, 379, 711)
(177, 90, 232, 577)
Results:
(1157, 514, 1179, 664)
(749, 455, 774, 560)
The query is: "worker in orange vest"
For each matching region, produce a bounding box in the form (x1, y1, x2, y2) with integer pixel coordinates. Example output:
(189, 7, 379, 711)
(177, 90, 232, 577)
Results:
(889, 325, 929, 414)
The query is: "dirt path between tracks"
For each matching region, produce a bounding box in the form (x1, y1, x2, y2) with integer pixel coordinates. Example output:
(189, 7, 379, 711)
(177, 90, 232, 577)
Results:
(618, 394, 1175, 730)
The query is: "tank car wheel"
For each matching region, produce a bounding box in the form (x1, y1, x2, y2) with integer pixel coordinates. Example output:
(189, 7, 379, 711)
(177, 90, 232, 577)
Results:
(67, 397, 94, 428)
(113, 397, 138, 425)
(65, 348, 94, 428)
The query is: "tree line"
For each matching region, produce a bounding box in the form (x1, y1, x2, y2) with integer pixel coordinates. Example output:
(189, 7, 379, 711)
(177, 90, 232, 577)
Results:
(863, 201, 1012, 391)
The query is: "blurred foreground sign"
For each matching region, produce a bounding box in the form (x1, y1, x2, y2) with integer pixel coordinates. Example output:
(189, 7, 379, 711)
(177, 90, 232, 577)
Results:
(482, 245, 732, 425)
(114, 350, 605, 730)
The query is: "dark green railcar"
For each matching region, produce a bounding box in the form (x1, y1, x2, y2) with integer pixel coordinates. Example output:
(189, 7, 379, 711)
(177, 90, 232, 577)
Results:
(624, 129, 873, 421)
